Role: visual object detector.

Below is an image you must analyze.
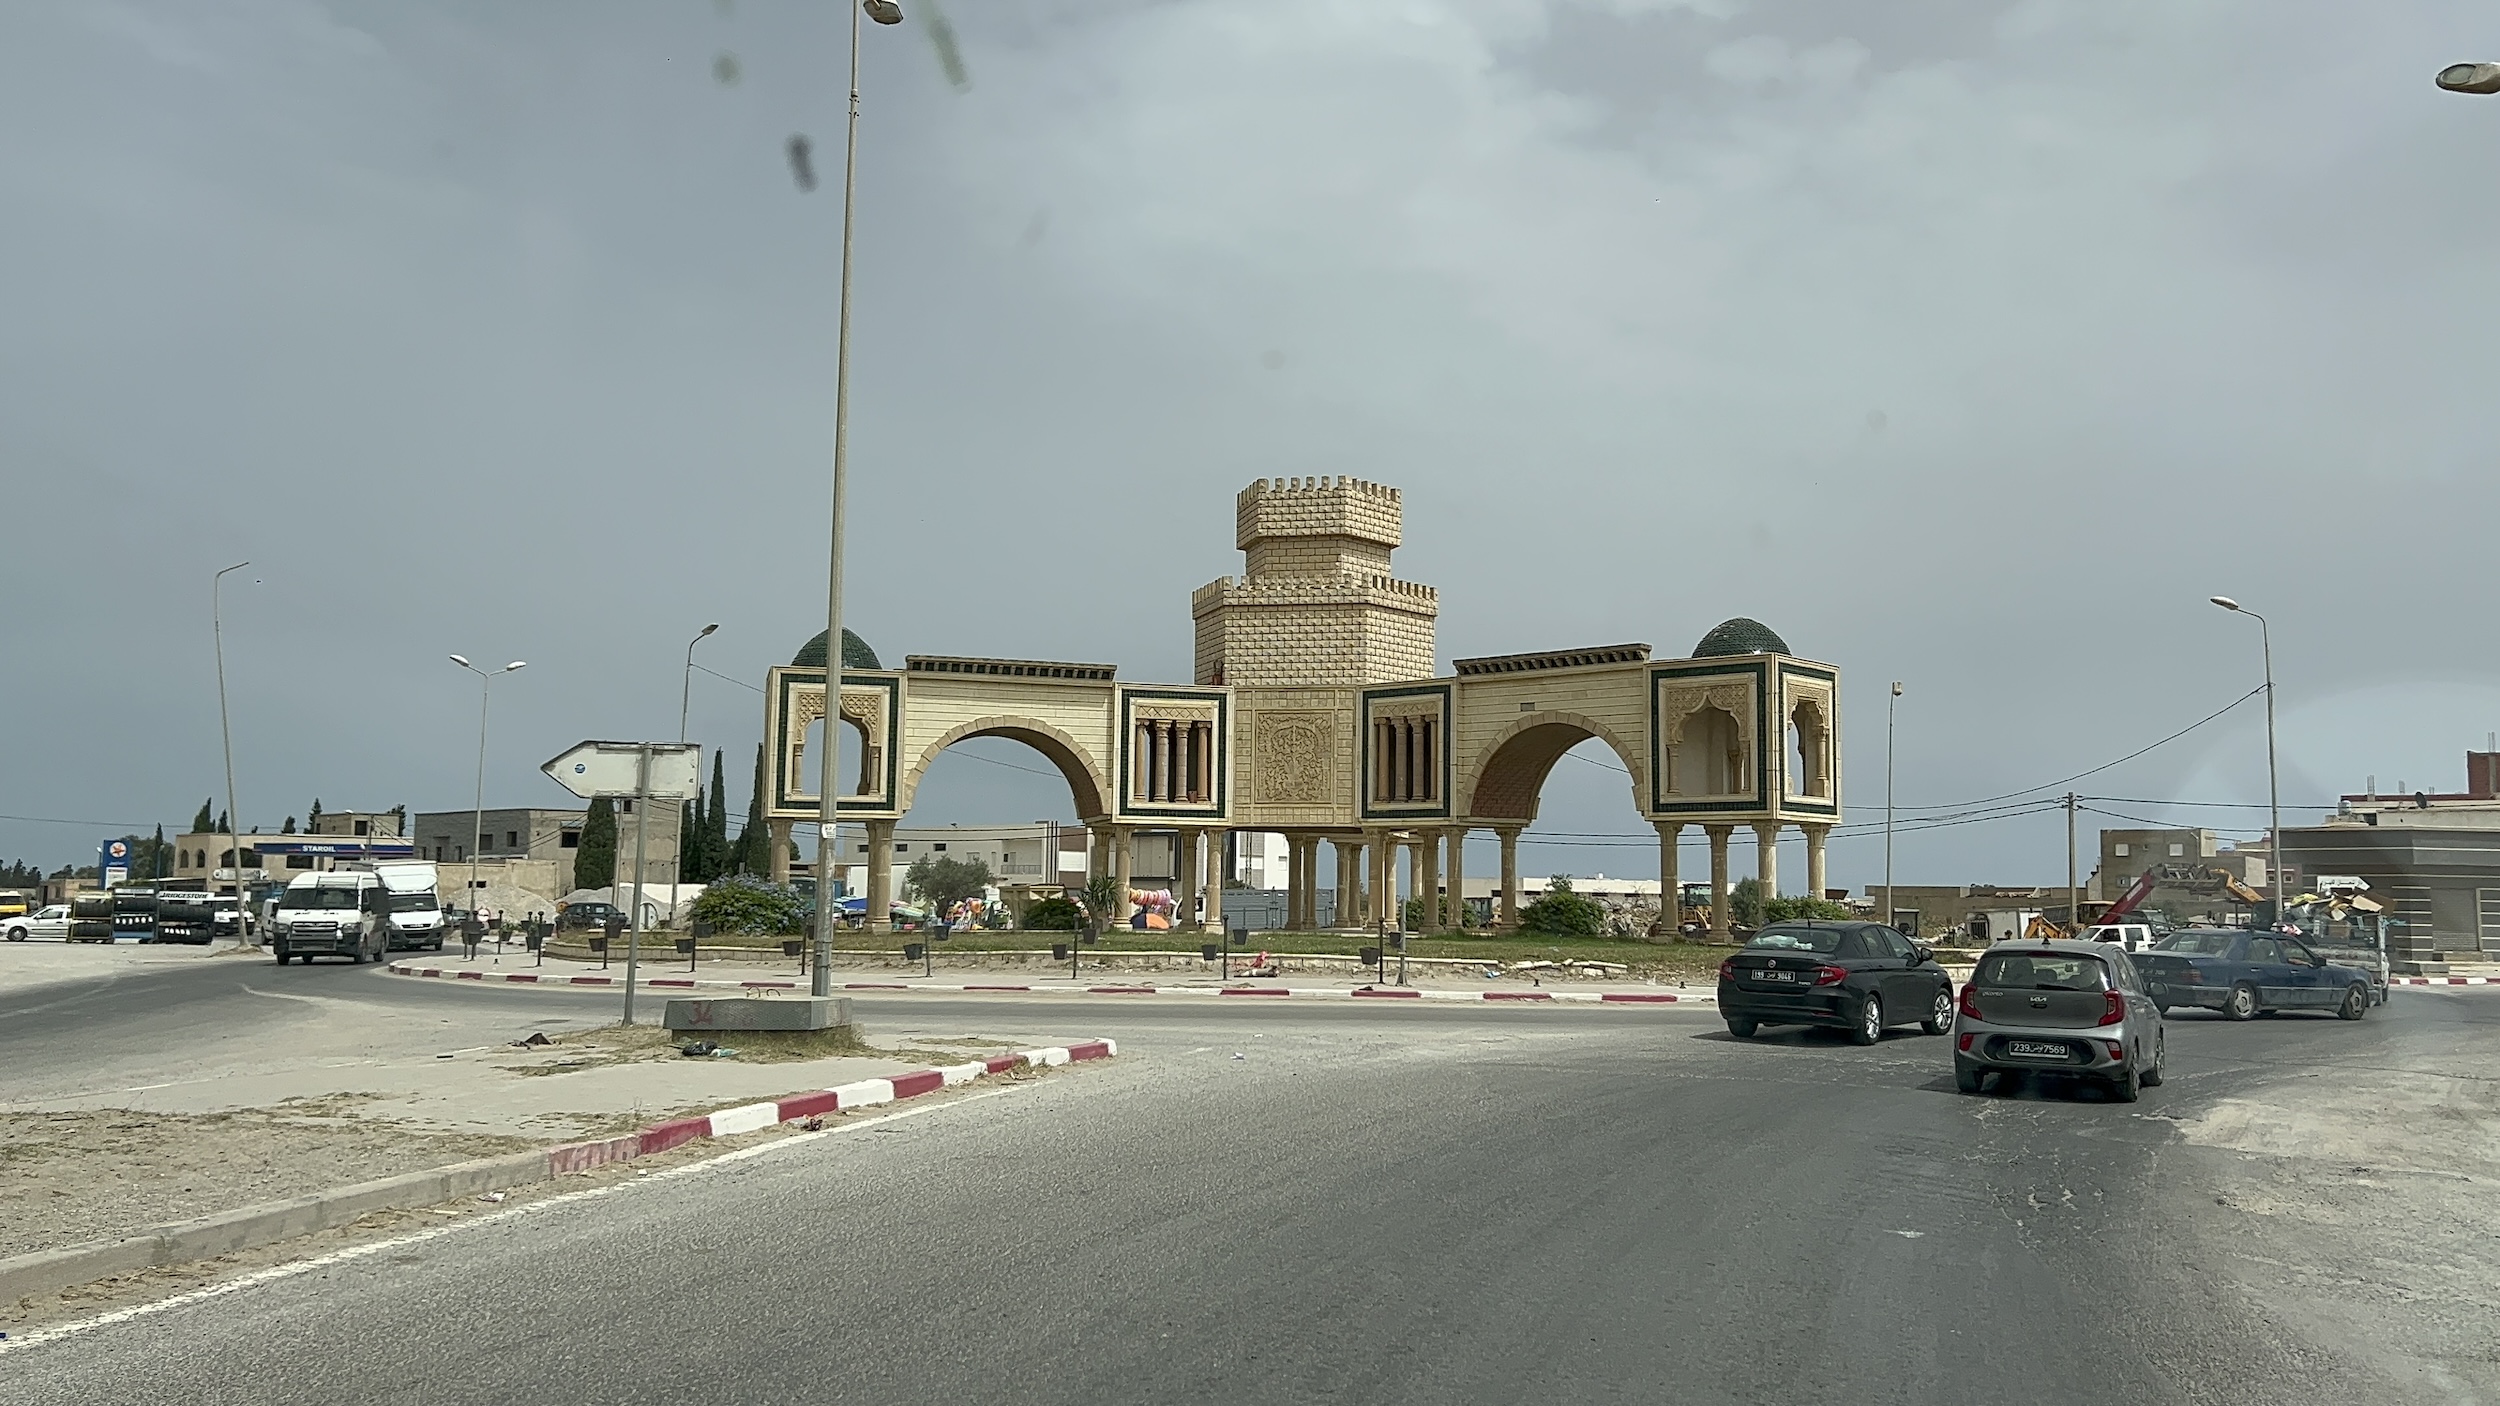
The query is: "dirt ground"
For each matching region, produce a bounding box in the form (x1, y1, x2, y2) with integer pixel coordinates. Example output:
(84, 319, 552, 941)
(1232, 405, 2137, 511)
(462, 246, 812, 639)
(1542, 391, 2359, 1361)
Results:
(0, 1104, 540, 1259)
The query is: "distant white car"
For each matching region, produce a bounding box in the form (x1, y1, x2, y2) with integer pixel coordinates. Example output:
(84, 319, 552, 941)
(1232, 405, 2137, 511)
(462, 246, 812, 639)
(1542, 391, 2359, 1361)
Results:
(4, 905, 72, 941)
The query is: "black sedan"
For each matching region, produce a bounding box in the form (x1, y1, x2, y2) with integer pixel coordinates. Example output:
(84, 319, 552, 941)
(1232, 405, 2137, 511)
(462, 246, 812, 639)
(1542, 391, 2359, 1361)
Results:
(1718, 920, 1957, 1044)
(2134, 928, 2376, 1020)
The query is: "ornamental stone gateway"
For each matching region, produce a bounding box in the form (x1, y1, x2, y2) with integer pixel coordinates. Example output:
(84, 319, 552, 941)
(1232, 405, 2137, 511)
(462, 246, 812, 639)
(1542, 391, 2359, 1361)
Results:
(760, 477, 1840, 940)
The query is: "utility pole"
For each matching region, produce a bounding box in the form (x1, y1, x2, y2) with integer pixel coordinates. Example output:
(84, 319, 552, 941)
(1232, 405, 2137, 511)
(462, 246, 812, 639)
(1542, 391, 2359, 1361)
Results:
(1884, 682, 1902, 926)
(2065, 792, 2079, 935)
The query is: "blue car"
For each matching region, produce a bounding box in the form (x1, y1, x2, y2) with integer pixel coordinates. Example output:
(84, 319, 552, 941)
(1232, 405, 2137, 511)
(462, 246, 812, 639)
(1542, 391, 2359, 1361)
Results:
(2134, 928, 2376, 1021)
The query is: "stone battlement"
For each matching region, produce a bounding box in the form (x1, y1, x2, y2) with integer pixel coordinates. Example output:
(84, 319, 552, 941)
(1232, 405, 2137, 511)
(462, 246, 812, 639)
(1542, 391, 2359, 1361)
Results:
(1236, 475, 1403, 556)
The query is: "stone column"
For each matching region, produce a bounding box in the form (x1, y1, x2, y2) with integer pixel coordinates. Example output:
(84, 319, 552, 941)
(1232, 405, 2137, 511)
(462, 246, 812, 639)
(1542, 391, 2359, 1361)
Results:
(1333, 839, 1359, 931)
(767, 817, 795, 885)
(1706, 824, 1733, 942)
(1399, 838, 1421, 931)
(1113, 827, 1134, 924)
(1089, 825, 1111, 884)
(1753, 821, 1780, 899)
(1497, 827, 1522, 931)
(1803, 823, 1830, 904)
(1153, 720, 1173, 802)
(1656, 822, 1682, 938)
(1177, 827, 1200, 929)
(1430, 830, 1450, 930)
(864, 818, 895, 934)
(1445, 828, 1468, 929)
(1203, 830, 1226, 933)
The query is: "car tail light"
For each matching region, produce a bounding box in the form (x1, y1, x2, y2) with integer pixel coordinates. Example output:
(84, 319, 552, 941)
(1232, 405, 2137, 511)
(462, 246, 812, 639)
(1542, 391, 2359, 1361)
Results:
(2180, 968, 2203, 984)
(2096, 990, 2125, 1026)
(2103, 1040, 2125, 1061)
(1958, 982, 1983, 1019)
(1718, 959, 1736, 981)
(1812, 965, 1846, 987)
(1957, 1033, 1974, 1052)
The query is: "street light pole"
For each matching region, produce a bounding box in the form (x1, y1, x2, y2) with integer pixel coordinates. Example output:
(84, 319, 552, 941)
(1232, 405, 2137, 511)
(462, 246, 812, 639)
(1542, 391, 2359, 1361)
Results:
(812, 0, 905, 1000)
(1884, 681, 1901, 927)
(679, 622, 719, 744)
(2435, 62, 2500, 94)
(2210, 597, 2282, 925)
(213, 562, 251, 931)
(449, 656, 527, 928)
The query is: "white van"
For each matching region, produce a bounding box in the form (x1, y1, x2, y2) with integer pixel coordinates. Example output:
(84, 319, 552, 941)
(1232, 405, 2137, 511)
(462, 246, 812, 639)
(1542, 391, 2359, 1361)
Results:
(270, 872, 387, 965)
(370, 861, 446, 952)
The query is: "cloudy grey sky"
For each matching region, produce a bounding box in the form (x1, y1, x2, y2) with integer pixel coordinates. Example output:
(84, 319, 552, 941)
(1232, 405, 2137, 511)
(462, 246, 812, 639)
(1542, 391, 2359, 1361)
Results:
(6, 0, 2498, 889)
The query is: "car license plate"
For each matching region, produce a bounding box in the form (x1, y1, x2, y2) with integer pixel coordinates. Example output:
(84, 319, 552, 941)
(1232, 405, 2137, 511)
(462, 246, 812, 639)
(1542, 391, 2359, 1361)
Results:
(2005, 1040, 2068, 1061)
(1756, 970, 1795, 982)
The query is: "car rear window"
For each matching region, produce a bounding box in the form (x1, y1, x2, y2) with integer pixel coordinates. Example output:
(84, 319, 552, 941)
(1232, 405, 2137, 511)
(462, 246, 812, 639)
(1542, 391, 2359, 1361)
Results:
(1745, 926, 1845, 954)
(2153, 930, 2238, 954)
(1973, 951, 2111, 991)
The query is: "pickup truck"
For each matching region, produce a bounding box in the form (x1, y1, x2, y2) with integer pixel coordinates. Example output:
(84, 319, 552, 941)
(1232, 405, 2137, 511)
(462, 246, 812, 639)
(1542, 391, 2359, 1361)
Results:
(2134, 928, 2380, 1021)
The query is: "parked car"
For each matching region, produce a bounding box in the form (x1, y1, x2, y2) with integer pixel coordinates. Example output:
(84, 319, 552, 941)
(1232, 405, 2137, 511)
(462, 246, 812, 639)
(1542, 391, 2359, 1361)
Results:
(2078, 922, 2157, 952)
(1717, 920, 1957, 1044)
(558, 901, 620, 932)
(2134, 928, 2375, 1021)
(4, 904, 72, 941)
(1954, 940, 2165, 1101)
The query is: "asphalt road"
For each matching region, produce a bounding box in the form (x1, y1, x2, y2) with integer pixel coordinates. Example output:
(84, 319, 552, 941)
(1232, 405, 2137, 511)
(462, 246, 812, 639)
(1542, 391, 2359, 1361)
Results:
(8, 954, 2494, 1404)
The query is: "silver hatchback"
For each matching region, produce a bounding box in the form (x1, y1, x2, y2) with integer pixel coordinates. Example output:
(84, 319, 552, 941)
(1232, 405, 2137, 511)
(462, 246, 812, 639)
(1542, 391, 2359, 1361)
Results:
(1952, 940, 2165, 1101)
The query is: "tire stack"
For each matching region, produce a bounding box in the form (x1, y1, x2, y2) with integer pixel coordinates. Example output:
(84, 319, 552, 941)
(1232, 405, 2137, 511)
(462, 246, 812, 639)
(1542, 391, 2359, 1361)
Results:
(111, 887, 159, 941)
(155, 891, 215, 945)
(69, 891, 115, 942)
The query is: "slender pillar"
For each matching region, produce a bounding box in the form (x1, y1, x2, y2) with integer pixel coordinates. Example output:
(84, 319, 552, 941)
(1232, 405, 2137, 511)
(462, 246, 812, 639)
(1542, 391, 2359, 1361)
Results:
(1368, 833, 1390, 929)
(1203, 829, 1226, 933)
(1333, 839, 1358, 931)
(767, 817, 795, 885)
(1113, 827, 1134, 924)
(1655, 821, 1681, 938)
(864, 817, 895, 934)
(1803, 823, 1830, 904)
(1444, 828, 1467, 929)
(1430, 830, 1450, 930)
(1497, 827, 1522, 931)
(1753, 821, 1780, 899)
(1706, 824, 1733, 941)
(1153, 720, 1173, 802)
(1177, 827, 1200, 929)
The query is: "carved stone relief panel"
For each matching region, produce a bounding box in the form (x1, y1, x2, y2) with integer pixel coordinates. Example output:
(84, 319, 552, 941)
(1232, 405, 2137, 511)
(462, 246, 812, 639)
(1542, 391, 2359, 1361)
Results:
(1253, 712, 1333, 804)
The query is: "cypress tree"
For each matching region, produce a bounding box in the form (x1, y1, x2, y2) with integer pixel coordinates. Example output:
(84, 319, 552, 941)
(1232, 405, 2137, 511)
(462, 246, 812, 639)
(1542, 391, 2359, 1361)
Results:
(575, 798, 618, 892)
(282, 816, 298, 834)
(192, 799, 214, 833)
(679, 798, 702, 883)
(308, 799, 324, 833)
(705, 751, 730, 881)
(214, 810, 229, 834)
(150, 824, 168, 879)
(737, 743, 768, 875)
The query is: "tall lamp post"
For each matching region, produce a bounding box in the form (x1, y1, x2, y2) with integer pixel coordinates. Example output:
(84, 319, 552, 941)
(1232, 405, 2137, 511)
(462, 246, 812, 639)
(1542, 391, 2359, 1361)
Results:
(213, 561, 252, 930)
(812, 0, 906, 1000)
(2209, 597, 2281, 926)
(1883, 681, 1902, 927)
(449, 656, 527, 925)
(679, 622, 720, 744)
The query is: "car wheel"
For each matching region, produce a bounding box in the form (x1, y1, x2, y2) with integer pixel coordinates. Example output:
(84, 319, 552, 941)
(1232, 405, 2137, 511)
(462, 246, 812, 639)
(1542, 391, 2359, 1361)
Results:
(2140, 1033, 2165, 1088)
(1954, 1062, 1985, 1094)
(2108, 1066, 2141, 1103)
(1725, 1017, 1759, 1039)
(1849, 992, 1883, 1046)
(2338, 983, 2368, 1021)
(5, 928, 23, 941)
(1921, 986, 1954, 1035)
(2225, 983, 2259, 1021)
(274, 950, 291, 965)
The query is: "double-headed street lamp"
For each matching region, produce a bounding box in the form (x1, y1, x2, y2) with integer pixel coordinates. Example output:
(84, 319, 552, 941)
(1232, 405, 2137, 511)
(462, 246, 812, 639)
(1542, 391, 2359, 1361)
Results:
(813, 0, 907, 999)
(449, 655, 526, 923)
(2208, 597, 2281, 926)
(680, 622, 720, 744)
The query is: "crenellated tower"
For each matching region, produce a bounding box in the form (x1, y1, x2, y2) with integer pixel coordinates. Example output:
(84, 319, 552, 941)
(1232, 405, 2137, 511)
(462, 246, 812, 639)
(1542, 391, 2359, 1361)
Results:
(1190, 476, 1438, 687)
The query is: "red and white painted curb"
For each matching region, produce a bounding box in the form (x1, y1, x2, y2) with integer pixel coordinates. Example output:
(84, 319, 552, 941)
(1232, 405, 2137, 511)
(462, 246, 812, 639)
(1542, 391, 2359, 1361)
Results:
(2390, 975, 2500, 986)
(385, 961, 1703, 1005)
(542, 1039, 1116, 1176)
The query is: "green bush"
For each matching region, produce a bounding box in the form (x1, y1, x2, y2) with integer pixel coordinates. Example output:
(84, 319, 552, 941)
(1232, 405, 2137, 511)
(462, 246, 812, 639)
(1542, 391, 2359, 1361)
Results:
(1402, 895, 1464, 931)
(1021, 896, 1083, 931)
(688, 873, 810, 936)
(1763, 895, 1853, 924)
(1729, 877, 1764, 930)
(1520, 875, 1606, 937)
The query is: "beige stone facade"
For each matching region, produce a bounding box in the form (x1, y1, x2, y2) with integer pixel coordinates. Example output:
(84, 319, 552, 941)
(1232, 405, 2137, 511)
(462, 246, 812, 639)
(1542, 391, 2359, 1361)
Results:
(763, 481, 1840, 937)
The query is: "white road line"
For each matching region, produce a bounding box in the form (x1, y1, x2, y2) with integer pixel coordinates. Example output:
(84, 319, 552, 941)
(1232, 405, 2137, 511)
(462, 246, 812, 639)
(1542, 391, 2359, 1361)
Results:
(0, 1084, 1031, 1358)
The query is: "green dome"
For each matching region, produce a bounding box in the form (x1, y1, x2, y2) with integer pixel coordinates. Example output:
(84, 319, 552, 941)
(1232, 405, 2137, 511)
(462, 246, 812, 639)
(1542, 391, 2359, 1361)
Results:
(1692, 617, 1790, 658)
(792, 629, 882, 671)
